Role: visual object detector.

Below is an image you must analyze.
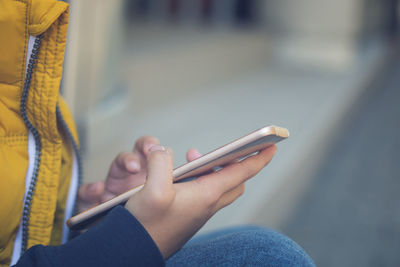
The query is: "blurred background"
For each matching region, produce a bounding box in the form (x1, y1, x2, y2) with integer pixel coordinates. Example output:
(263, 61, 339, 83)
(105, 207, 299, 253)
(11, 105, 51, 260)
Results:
(61, 0, 400, 266)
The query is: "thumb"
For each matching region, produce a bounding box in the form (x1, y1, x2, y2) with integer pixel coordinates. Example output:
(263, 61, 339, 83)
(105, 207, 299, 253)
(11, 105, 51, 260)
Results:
(144, 145, 174, 195)
(78, 181, 105, 204)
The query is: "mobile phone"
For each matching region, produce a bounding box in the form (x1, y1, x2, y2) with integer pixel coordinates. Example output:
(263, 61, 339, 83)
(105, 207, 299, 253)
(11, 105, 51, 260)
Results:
(67, 125, 289, 230)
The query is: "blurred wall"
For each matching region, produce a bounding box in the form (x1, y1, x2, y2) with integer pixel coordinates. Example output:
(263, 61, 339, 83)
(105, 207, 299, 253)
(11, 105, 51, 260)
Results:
(61, 0, 395, 157)
(62, 0, 125, 151)
(262, 0, 364, 69)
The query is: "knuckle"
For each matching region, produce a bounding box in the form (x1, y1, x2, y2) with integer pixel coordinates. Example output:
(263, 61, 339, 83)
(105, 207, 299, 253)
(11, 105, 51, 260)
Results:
(203, 187, 221, 208)
(225, 198, 235, 207)
(114, 152, 124, 162)
(116, 152, 130, 164)
(148, 190, 164, 205)
(241, 161, 259, 179)
(241, 166, 255, 180)
(237, 184, 245, 197)
(146, 188, 175, 209)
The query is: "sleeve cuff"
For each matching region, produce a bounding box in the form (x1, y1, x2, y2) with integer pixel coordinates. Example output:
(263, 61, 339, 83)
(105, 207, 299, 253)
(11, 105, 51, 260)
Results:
(54, 206, 165, 266)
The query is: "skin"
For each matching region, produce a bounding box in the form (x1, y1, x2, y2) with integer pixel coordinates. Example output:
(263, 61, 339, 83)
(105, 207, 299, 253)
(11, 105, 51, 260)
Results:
(77, 136, 277, 259)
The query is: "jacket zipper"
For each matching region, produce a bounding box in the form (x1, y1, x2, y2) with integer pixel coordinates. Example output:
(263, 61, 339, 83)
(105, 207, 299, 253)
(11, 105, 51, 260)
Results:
(19, 34, 83, 254)
(19, 34, 43, 254)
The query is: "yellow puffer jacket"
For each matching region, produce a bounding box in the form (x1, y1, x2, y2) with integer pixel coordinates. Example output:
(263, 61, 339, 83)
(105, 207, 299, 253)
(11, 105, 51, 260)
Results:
(0, 0, 79, 265)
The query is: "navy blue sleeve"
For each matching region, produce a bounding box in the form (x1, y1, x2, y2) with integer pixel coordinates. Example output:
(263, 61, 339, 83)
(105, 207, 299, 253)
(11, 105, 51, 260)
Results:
(14, 206, 165, 267)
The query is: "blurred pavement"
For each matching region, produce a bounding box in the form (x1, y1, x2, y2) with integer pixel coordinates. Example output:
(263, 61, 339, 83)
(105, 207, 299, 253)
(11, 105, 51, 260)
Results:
(281, 48, 400, 267)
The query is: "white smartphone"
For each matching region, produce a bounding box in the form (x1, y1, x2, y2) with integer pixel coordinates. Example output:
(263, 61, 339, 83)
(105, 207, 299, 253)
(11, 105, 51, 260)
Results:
(67, 125, 289, 230)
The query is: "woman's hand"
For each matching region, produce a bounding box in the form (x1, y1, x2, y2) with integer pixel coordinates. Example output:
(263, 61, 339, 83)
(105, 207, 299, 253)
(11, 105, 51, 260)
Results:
(76, 136, 202, 213)
(125, 144, 277, 259)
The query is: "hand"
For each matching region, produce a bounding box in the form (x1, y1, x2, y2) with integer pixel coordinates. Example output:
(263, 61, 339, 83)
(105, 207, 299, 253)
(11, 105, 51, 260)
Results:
(125, 144, 277, 259)
(76, 136, 201, 213)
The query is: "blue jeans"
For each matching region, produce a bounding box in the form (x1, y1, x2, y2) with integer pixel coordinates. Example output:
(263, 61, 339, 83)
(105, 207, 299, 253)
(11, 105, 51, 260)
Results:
(166, 226, 315, 267)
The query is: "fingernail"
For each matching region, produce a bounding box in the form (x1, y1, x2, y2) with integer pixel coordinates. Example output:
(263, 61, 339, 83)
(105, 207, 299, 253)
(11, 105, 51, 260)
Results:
(127, 161, 140, 171)
(149, 145, 166, 152)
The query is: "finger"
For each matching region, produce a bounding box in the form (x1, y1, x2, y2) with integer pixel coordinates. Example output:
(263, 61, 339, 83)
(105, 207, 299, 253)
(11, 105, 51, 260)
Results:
(78, 181, 105, 203)
(101, 190, 118, 203)
(134, 136, 160, 156)
(186, 148, 202, 162)
(199, 145, 277, 195)
(106, 152, 145, 195)
(112, 152, 141, 174)
(144, 145, 174, 194)
(215, 184, 245, 211)
(106, 152, 146, 197)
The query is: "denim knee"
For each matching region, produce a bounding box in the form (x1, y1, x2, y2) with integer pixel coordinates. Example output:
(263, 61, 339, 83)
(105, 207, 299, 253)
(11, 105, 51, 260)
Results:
(231, 226, 315, 267)
(167, 226, 315, 267)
